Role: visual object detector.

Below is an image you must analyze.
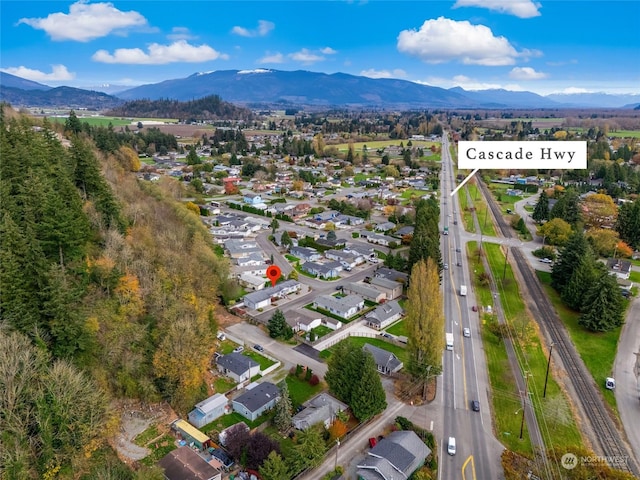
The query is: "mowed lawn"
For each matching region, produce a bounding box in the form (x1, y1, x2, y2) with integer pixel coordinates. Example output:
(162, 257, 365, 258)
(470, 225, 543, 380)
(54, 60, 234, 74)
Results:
(49, 116, 179, 127)
(332, 140, 439, 154)
(535, 271, 621, 411)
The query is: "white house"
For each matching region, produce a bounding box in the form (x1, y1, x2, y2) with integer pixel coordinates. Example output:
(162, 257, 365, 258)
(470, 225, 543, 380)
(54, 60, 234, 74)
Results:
(313, 294, 364, 319)
(364, 300, 403, 330)
(343, 282, 385, 303)
(243, 280, 302, 310)
(238, 272, 266, 291)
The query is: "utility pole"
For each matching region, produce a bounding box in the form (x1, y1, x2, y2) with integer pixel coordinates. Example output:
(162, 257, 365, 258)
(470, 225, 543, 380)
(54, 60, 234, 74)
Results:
(520, 372, 531, 440)
(543, 343, 554, 398)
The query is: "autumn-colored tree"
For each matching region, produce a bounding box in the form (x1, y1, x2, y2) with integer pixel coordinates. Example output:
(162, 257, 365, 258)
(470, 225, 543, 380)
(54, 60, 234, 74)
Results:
(406, 258, 444, 398)
(537, 218, 573, 246)
(185, 201, 200, 216)
(581, 193, 618, 228)
(116, 145, 141, 172)
(586, 228, 620, 257)
(328, 419, 348, 441)
(312, 133, 325, 157)
(292, 179, 304, 191)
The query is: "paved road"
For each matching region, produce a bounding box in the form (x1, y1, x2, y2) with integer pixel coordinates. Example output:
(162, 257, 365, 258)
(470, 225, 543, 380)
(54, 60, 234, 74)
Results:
(441, 135, 504, 480)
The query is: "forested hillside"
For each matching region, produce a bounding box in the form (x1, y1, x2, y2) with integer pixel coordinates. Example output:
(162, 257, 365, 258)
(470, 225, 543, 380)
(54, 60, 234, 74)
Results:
(106, 94, 254, 121)
(0, 106, 228, 478)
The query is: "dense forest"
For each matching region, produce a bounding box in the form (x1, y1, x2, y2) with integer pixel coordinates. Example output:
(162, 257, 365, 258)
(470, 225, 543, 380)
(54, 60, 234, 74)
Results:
(106, 95, 254, 122)
(0, 106, 228, 478)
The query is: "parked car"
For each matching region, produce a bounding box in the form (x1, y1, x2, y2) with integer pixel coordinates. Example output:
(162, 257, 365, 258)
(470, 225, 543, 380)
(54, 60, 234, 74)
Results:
(253, 344, 264, 352)
(380, 332, 393, 339)
(463, 327, 470, 338)
(456, 248, 461, 253)
(540, 258, 553, 264)
(233, 346, 244, 353)
(605, 377, 616, 390)
(369, 437, 377, 448)
(471, 400, 480, 412)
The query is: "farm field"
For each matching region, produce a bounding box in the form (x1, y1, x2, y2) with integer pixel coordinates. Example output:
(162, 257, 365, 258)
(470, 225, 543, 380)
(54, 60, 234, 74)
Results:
(48, 115, 179, 127)
(332, 140, 439, 153)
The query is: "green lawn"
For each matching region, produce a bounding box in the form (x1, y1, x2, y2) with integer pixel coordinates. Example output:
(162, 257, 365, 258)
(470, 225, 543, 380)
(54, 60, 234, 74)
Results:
(213, 377, 237, 394)
(139, 435, 176, 466)
(133, 425, 161, 447)
(457, 188, 476, 233)
(535, 271, 621, 411)
(607, 130, 640, 139)
(629, 270, 640, 283)
(386, 320, 408, 337)
(202, 411, 271, 434)
(49, 115, 180, 127)
(320, 336, 407, 364)
(285, 254, 300, 262)
(467, 184, 497, 237)
(311, 324, 335, 339)
(286, 374, 324, 408)
(476, 242, 582, 455)
(244, 351, 277, 371)
(332, 140, 438, 153)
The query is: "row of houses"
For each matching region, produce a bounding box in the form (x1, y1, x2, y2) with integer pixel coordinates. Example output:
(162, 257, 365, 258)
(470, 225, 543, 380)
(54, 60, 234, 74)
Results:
(242, 279, 302, 310)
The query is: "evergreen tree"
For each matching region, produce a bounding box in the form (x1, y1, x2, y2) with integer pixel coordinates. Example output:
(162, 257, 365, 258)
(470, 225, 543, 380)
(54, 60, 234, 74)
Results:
(616, 199, 640, 250)
(561, 255, 600, 311)
(280, 230, 293, 248)
(550, 190, 581, 226)
(327, 229, 337, 241)
(273, 382, 293, 432)
(351, 350, 387, 421)
(532, 191, 550, 224)
(294, 425, 326, 470)
(259, 451, 289, 480)
(325, 341, 354, 403)
(267, 309, 290, 339)
(579, 272, 625, 332)
(551, 231, 590, 293)
(186, 146, 201, 165)
(408, 198, 441, 273)
(64, 110, 82, 134)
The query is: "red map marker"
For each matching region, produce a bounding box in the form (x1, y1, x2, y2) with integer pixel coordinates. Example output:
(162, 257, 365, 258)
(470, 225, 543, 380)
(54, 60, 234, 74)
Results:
(266, 265, 282, 287)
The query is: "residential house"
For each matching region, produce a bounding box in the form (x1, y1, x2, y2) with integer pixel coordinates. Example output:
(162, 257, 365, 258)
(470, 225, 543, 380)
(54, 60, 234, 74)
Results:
(242, 280, 301, 310)
(296, 317, 322, 333)
(170, 419, 212, 450)
(316, 237, 347, 249)
(345, 244, 376, 259)
(357, 430, 430, 480)
(325, 249, 364, 268)
(290, 246, 322, 262)
(315, 211, 339, 222)
(334, 214, 365, 227)
(232, 382, 280, 421)
(188, 394, 229, 428)
(313, 294, 365, 319)
(322, 317, 342, 330)
(374, 267, 409, 284)
(224, 239, 261, 259)
(216, 352, 260, 383)
(606, 258, 632, 280)
(361, 232, 395, 247)
(292, 393, 348, 430)
(364, 300, 403, 330)
(243, 192, 263, 205)
(302, 261, 343, 279)
(343, 282, 385, 303)
(292, 203, 312, 218)
(208, 449, 234, 471)
(158, 446, 221, 480)
(369, 276, 403, 300)
(395, 226, 414, 237)
(238, 272, 266, 291)
(375, 221, 396, 232)
(236, 252, 265, 267)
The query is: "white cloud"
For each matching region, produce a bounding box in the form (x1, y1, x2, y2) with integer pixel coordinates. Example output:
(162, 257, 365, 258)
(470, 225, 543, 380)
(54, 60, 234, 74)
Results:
(1, 64, 75, 82)
(398, 17, 533, 66)
(18, 1, 148, 42)
(258, 52, 285, 64)
(231, 20, 274, 37)
(321, 47, 337, 55)
(509, 66, 547, 80)
(558, 87, 592, 94)
(360, 68, 407, 79)
(289, 48, 325, 64)
(167, 27, 195, 41)
(92, 40, 228, 64)
(453, 0, 541, 18)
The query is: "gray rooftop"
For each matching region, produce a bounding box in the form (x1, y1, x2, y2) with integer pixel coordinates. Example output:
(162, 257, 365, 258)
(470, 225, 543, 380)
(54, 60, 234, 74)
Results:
(217, 352, 259, 376)
(358, 430, 430, 479)
(365, 300, 403, 325)
(345, 282, 383, 299)
(369, 276, 403, 290)
(314, 294, 364, 313)
(233, 382, 280, 412)
(363, 343, 403, 373)
(193, 393, 228, 415)
(243, 280, 300, 304)
(303, 261, 343, 275)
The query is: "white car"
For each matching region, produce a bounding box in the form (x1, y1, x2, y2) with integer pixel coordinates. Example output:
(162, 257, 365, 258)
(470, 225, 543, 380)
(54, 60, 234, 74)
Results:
(444, 263, 449, 270)
(463, 328, 471, 338)
(539, 258, 553, 264)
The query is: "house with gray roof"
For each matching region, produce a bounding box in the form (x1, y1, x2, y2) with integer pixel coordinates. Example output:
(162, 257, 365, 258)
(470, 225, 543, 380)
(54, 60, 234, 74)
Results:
(302, 261, 343, 279)
(606, 258, 632, 280)
(243, 280, 301, 310)
(313, 294, 364, 319)
(292, 393, 348, 430)
(369, 276, 403, 300)
(290, 246, 322, 262)
(357, 430, 430, 480)
(363, 343, 403, 375)
(216, 352, 260, 383)
(188, 393, 229, 428)
(344, 282, 385, 303)
(232, 382, 280, 421)
(374, 267, 409, 284)
(365, 300, 403, 330)
(224, 239, 261, 259)
(236, 251, 265, 267)
(325, 249, 364, 268)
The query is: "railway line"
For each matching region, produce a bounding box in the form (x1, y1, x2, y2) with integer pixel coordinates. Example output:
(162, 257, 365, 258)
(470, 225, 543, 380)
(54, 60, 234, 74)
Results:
(477, 179, 639, 476)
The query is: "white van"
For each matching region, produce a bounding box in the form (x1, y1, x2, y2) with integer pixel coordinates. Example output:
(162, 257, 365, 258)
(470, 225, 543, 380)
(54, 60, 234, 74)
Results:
(447, 437, 456, 455)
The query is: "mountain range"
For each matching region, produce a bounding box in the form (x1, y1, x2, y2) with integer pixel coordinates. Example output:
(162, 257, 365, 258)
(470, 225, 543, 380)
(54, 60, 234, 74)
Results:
(1, 70, 639, 110)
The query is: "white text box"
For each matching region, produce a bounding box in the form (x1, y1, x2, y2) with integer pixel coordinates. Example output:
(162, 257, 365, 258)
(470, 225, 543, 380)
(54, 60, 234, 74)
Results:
(458, 141, 586, 169)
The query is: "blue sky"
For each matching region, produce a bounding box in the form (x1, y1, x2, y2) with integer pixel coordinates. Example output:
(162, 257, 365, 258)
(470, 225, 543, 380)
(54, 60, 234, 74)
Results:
(2, 0, 639, 95)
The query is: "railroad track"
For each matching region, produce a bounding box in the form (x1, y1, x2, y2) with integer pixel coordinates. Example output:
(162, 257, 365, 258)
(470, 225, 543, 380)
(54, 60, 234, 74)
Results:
(477, 180, 639, 476)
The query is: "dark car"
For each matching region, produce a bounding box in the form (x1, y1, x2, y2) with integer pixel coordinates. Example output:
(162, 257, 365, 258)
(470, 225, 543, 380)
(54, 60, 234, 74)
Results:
(253, 344, 264, 352)
(471, 400, 480, 412)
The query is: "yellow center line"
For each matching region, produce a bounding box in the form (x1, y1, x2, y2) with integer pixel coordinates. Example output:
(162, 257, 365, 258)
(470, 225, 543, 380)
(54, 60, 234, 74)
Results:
(462, 455, 476, 480)
(449, 260, 468, 409)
